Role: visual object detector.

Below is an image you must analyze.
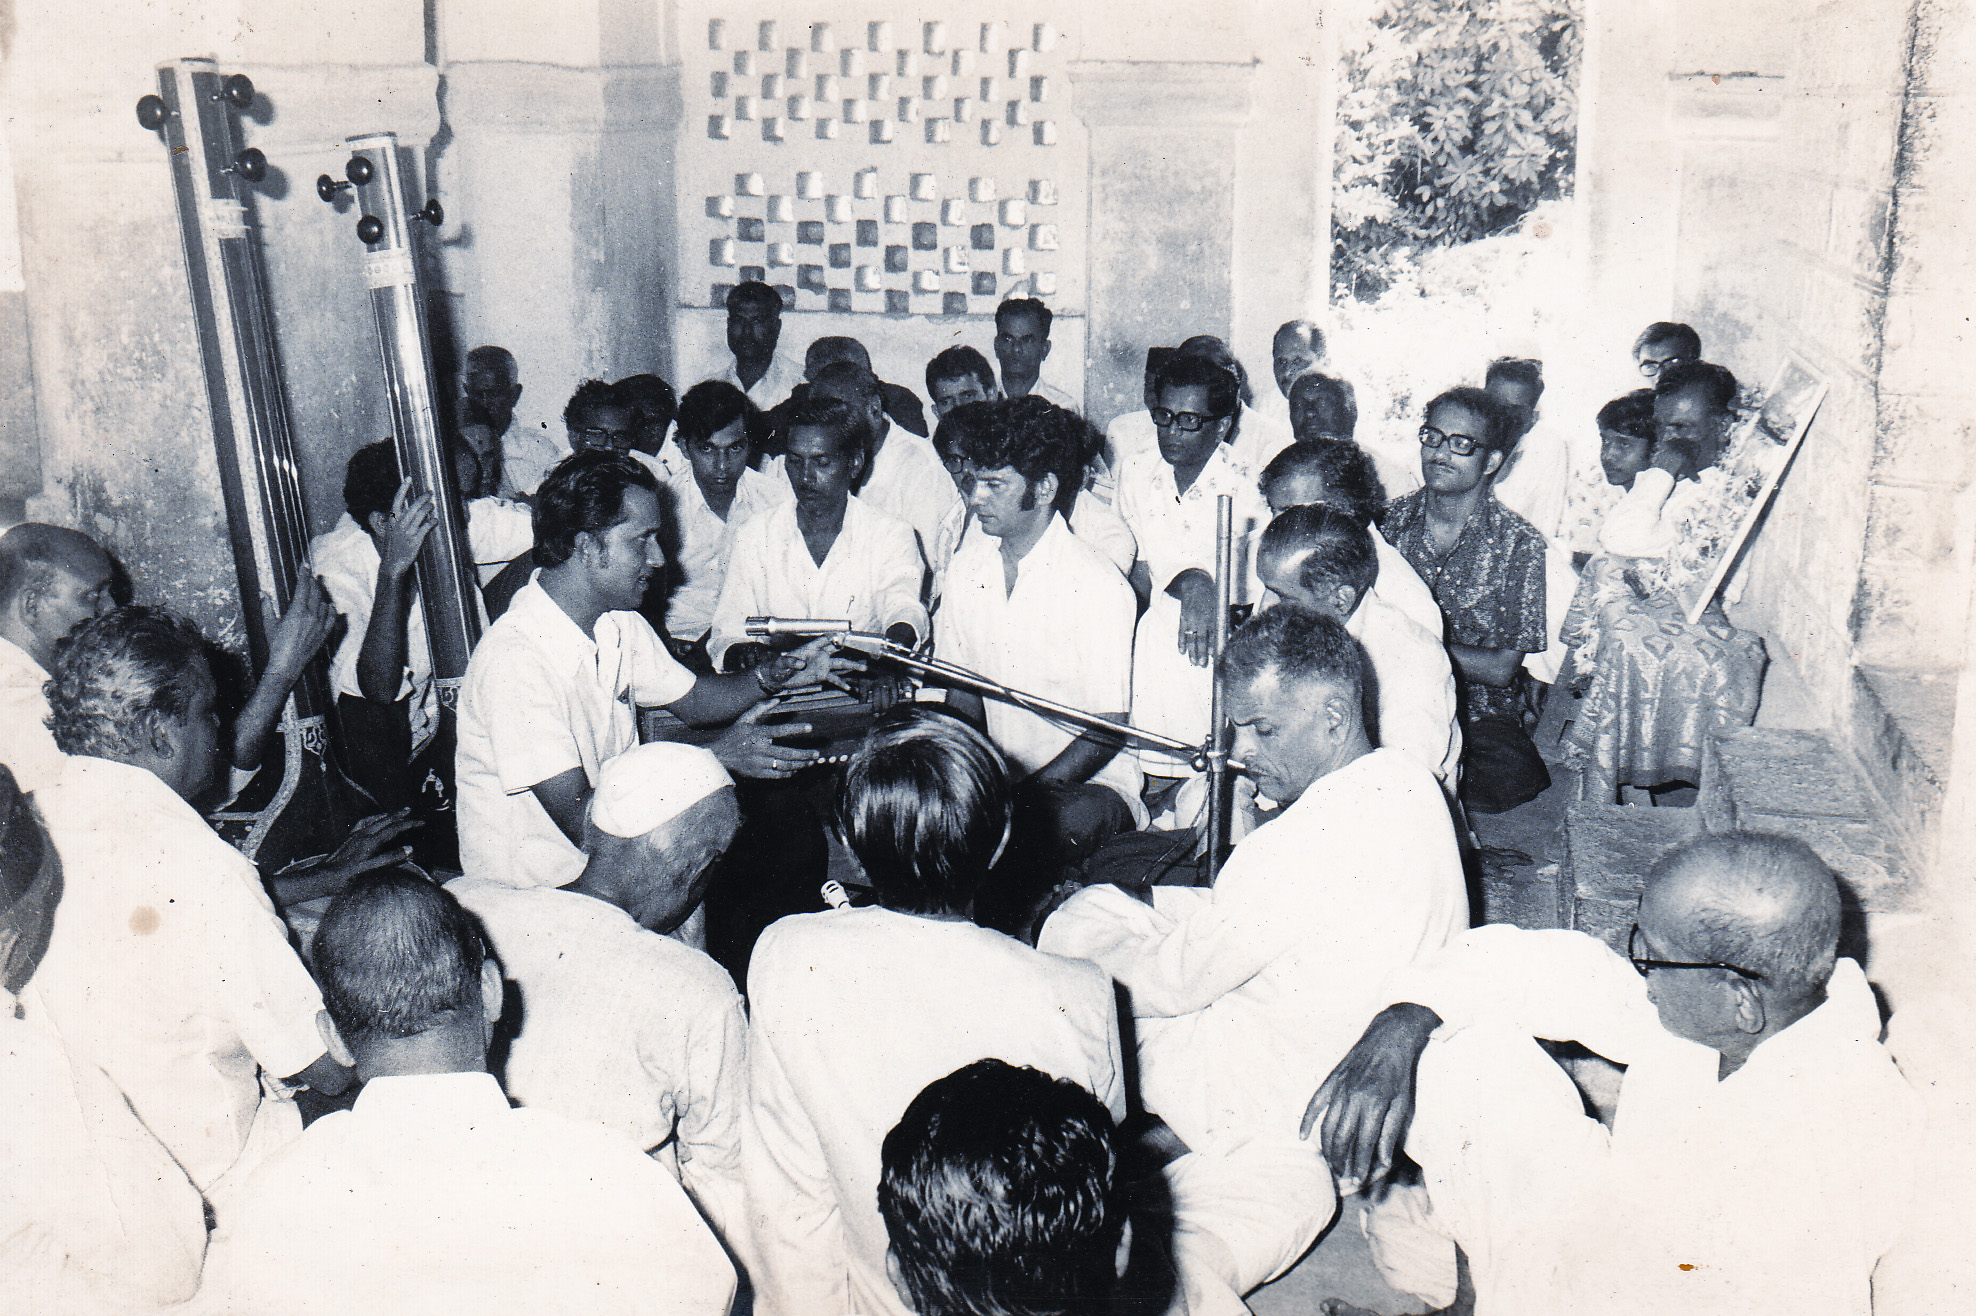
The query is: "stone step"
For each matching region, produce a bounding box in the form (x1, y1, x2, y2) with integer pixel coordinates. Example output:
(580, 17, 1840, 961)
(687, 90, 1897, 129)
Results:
(1698, 725, 1910, 912)
(1563, 802, 1703, 954)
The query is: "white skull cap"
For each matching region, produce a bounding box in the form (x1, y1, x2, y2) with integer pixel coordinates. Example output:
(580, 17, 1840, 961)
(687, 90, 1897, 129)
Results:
(590, 742, 734, 839)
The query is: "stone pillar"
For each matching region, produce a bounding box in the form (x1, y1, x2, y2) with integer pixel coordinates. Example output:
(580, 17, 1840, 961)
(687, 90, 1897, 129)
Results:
(1070, 61, 1254, 423)
(1577, 0, 1681, 340)
(2, 0, 432, 644)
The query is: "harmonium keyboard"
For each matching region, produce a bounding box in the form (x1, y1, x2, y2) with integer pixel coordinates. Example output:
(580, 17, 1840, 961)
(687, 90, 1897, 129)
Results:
(638, 685, 877, 768)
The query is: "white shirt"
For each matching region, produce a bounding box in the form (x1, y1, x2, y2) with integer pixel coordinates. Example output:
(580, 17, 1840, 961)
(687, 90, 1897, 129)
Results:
(311, 509, 516, 746)
(201, 1070, 736, 1316)
(1371, 527, 1448, 639)
(1596, 466, 1710, 560)
(745, 906, 1127, 1316)
(27, 756, 327, 1190)
(1042, 748, 1466, 1151)
(1388, 926, 1923, 1316)
(715, 348, 807, 411)
(707, 495, 928, 670)
(455, 579, 696, 890)
(0, 635, 63, 793)
(0, 1001, 206, 1314)
(1106, 404, 1293, 476)
(657, 461, 779, 641)
(1349, 594, 1461, 785)
(497, 422, 569, 500)
(930, 490, 1133, 599)
(1008, 377, 1080, 411)
(447, 877, 749, 1244)
(1492, 420, 1574, 544)
(765, 426, 962, 570)
(937, 515, 1145, 822)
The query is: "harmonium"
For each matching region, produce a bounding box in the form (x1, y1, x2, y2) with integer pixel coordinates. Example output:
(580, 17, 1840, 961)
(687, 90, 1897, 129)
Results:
(638, 684, 878, 768)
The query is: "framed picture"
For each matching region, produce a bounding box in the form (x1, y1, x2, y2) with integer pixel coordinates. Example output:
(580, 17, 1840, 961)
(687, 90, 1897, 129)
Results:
(1679, 356, 1829, 623)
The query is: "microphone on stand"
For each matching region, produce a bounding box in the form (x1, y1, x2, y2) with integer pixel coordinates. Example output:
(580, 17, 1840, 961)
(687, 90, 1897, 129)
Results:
(745, 617, 854, 638)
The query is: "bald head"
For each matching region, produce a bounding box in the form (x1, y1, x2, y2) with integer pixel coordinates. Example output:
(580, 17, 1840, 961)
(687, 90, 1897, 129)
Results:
(0, 524, 116, 667)
(1644, 831, 1842, 1000)
(1273, 320, 1326, 399)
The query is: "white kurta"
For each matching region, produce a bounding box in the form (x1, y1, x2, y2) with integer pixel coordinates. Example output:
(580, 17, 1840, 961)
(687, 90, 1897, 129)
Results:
(446, 877, 749, 1246)
(201, 1070, 736, 1316)
(657, 463, 778, 641)
(1491, 420, 1574, 544)
(1596, 465, 1710, 560)
(0, 1001, 207, 1315)
(1380, 926, 1923, 1316)
(1113, 443, 1268, 774)
(455, 579, 696, 890)
(744, 906, 1126, 1316)
(714, 348, 806, 411)
(27, 756, 327, 1192)
(1370, 528, 1447, 639)
(936, 515, 1144, 823)
(1349, 594, 1462, 786)
(1106, 404, 1293, 476)
(1042, 747, 1468, 1151)
(706, 494, 928, 670)
(0, 635, 63, 794)
(764, 426, 962, 571)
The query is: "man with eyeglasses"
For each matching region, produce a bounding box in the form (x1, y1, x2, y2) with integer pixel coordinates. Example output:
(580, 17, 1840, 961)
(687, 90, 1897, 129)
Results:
(1113, 354, 1268, 784)
(1301, 830, 1921, 1316)
(1631, 321, 1702, 381)
(563, 378, 642, 455)
(1382, 387, 1552, 813)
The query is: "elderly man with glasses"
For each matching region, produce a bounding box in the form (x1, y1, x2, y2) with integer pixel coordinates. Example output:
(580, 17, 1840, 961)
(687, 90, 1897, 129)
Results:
(1301, 830, 1922, 1316)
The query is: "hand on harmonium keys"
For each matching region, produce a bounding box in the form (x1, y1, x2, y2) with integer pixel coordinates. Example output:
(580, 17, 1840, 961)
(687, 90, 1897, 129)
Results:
(760, 636, 860, 696)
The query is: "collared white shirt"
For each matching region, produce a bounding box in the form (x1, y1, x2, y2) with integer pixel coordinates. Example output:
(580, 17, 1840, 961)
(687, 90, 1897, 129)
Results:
(1492, 420, 1574, 544)
(1106, 404, 1293, 477)
(764, 426, 963, 569)
(1348, 594, 1461, 785)
(745, 906, 1126, 1316)
(455, 579, 696, 890)
(0, 635, 63, 794)
(447, 877, 749, 1243)
(1596, 466, 1711, 560)
(656, 461, 778, 641)
(1387, 926, 1923, 1316)
(0, 999, 206, 1315)
(937, 514, 1144, 822)
(27, 756, 328, 1191)
(312, 511, 510, 751)
(714, 348, 807, 411)
(707, 494, 927, 670)
(930, 490, 1133, 599)
(1042, 748, 1466, 1151)
(202, 1070, 736, 1316)
(1371, 527, 1448, 639)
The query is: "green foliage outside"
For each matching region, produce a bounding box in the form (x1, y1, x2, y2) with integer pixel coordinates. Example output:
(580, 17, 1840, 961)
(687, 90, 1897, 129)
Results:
(1333, 0, 1584, 302)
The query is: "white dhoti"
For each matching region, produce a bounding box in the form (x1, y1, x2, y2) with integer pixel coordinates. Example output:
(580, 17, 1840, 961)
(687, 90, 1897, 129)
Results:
(1162, 1137, 1338, 1316)
(1132, 593, 1213, 779)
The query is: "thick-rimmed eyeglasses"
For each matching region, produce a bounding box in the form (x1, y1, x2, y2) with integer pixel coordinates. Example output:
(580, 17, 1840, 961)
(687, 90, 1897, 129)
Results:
(1638, 356, 1689, 378)
(1151, 408, 1218, 433)
(1627, 925, 1766, 981)
(1418, 425, 1484, 457)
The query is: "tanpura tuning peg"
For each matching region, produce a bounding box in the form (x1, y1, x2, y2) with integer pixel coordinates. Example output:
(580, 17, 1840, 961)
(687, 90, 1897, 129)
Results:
(355, 215, 384, 244)
(135, 94, 172, 132)
(221, 148, 266, 184)
(418, 198, 444, 227)
(214, 74, 256, 110)
(317, 174, 351, 203)
(346, 155, 374, 186)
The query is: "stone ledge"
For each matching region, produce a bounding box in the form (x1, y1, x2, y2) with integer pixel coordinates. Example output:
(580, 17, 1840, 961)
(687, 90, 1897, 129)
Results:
(1564, 802, 1703, 950)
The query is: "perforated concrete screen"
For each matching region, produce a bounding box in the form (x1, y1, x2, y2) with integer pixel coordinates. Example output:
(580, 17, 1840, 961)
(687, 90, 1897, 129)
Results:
(687, 10, 1083, 318)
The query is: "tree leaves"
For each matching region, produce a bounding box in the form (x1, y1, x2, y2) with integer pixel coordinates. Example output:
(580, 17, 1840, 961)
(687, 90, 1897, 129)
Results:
(1334, 0, 1583, 302)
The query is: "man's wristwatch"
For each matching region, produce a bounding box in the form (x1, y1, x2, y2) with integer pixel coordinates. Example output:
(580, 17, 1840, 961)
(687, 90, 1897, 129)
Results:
(756, 657, 793, 695)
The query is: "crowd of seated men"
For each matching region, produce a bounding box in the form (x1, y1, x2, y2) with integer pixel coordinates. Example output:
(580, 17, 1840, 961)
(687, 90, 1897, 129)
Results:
(0, 287, 1922, 1316)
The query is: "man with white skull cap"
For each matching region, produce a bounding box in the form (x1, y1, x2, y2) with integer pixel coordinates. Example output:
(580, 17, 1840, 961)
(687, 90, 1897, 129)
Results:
(449, 741, 751, 1255)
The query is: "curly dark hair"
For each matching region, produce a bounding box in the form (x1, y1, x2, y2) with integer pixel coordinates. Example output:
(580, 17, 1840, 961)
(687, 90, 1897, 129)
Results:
(531, 449, 659, 568)
(45, 606, 210, 760)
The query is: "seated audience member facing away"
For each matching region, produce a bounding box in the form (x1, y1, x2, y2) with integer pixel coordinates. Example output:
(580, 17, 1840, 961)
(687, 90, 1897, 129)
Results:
(0, 522, 115, 792)
(994, 296, 1075, 408)
(653, 380, 777, 662)
(1307, 832, 1922, 1316)
(1633, 319, 1701, 382)
(1383, 387, 1552, 813)
(448, 741, 750, 1246)
(880, 1059, 1128, 1316)
(936, 397, 1143, 882)
(204, 873, 735, 1316)
(455, 448, 845, 891)
(0, 763, 207, 1315)
(719, 279, 805, 409)
(1258, 440, 1443, 638)
(1043, 608, 1467, 1310)
(744, 708, 1126, 1316)
(1561, 361, 1768, 803)
(1483, 357, 1573, 543)
(925, 343, 1000, 419)
(29, 608, 351, 1197)
(709, 396, 928, 674)
(1256, 505, 1460, 787)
